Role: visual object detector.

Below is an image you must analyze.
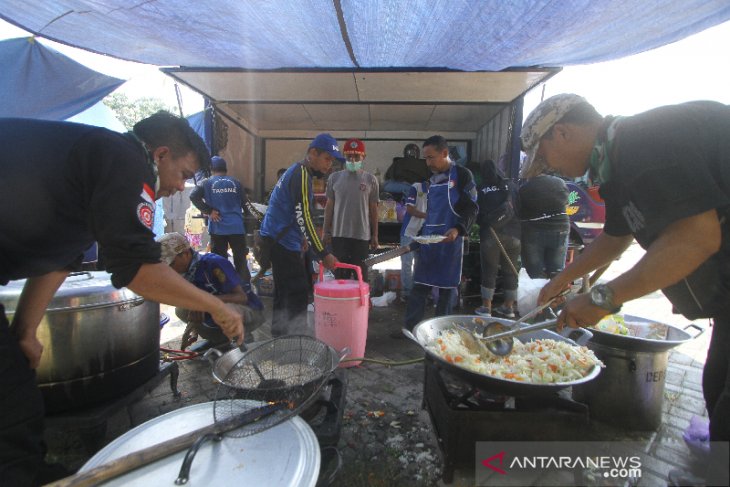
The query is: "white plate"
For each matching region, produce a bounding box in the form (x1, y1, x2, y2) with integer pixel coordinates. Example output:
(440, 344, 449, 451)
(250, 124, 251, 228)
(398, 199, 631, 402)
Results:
(412, 235, 447, 244)
(251, 202, 268, 214)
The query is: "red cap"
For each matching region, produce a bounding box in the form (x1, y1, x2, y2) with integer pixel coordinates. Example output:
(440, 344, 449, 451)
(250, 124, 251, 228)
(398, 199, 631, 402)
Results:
(343, 138, 366, 155)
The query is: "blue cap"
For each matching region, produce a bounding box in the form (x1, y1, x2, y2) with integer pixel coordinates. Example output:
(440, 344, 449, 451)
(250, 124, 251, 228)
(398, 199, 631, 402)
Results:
(211, 156, 227, 171)
(308, 133, 345, 162)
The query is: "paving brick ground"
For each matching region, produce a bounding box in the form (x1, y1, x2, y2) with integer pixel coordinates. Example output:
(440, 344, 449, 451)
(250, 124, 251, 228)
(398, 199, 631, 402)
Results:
(44, 243, 718, 486)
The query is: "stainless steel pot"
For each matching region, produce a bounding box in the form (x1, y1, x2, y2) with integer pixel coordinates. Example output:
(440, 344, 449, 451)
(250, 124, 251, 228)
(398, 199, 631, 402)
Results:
(573, 342, 670, 430)
(406, 315, 602, 396)
(0, 271, 160, 412)
(573, 315, 704, 430)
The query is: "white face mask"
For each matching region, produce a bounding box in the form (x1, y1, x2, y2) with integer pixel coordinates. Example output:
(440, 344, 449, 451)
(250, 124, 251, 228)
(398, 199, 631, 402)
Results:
(345, 161, 363, 172)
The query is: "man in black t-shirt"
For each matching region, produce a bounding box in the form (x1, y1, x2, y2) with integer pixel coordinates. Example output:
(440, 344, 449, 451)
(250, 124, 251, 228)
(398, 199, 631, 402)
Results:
(0, 112, 244, 486)
(518, 174, 570, 278)
(521, 94, 730, 486)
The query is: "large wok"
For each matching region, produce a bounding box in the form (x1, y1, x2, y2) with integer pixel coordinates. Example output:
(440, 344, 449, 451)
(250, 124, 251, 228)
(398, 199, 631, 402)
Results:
(588, 314, 704, 352)
(406, 315, 602, 396)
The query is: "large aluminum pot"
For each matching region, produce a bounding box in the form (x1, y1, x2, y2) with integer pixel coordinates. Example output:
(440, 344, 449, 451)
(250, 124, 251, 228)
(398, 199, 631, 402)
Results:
(406, 315, 602, 396)
(574, 315, 704, 430)
(0, 271, 160, 412)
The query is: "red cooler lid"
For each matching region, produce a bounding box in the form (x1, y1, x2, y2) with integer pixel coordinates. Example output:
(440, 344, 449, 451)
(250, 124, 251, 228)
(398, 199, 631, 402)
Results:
(315, 279, 370, 299)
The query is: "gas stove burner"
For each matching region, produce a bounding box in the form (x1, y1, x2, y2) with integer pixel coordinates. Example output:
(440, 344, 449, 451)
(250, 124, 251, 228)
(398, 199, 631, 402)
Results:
(299, 368, 348, 447)
(473, 390, 513, 409)
(422, 357, 590, 483)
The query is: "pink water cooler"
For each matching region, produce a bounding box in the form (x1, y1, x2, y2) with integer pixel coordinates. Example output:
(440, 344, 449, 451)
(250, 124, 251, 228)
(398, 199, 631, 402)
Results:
(314, 263, 370, 367)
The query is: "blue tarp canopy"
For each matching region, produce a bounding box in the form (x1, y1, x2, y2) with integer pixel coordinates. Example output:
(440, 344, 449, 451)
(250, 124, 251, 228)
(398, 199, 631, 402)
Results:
(1, 1, 729, 70)
(3, 1, 729, 139)
(0, 37, 123, 120)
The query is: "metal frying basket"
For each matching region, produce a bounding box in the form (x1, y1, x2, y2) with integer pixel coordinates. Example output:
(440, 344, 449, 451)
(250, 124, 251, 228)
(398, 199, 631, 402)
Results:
(176, 336, 338, 484)
(213, 335, 336, 438)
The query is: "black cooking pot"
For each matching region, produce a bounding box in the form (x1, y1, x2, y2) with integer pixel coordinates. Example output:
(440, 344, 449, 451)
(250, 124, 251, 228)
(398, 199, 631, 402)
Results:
(0, 272, 160, 412)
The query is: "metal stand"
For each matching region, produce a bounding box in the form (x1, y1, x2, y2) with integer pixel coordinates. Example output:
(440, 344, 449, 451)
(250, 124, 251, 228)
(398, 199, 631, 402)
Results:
(422, 357, 589, 483)
(45, 361, 180, 453)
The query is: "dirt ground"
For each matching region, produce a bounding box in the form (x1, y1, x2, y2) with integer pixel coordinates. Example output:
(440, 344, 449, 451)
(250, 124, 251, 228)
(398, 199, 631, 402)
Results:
(43, 242, 712, 486)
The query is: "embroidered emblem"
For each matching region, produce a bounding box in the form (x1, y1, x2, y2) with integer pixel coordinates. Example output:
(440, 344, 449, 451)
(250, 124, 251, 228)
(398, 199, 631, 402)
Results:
(137, 202, 154, 228)
(213, 267, 226, 284)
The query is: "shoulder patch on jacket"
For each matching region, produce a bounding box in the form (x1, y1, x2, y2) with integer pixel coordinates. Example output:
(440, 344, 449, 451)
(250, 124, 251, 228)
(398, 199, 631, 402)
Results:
(137, 202, 154, 228)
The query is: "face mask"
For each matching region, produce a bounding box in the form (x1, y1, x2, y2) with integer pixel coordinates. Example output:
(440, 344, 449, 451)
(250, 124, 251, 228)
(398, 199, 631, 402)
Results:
(346, 161, 363, 172)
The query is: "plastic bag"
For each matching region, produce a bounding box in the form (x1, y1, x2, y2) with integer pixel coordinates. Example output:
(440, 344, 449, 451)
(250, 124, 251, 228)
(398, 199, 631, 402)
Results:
(516, 268, 549, 316)
(371, 291, 397, 307)
(683, 415, 710, 460)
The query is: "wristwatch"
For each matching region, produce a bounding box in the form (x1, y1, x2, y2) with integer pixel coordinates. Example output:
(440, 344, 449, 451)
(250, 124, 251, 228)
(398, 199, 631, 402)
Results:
(589, 284, 622, 313)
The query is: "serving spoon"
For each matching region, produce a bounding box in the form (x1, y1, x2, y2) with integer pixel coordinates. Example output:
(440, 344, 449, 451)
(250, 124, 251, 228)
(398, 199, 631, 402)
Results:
(467, 289, 570, 356)
(480, 318, 560, 356)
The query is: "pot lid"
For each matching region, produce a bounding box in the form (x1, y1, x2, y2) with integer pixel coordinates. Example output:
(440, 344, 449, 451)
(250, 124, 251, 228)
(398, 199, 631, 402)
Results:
(0, 271, 142, 313)
(80, 401, 320, 486)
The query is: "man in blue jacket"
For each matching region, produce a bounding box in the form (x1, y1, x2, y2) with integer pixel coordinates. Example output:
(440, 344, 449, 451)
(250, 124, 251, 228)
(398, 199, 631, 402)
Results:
(190, 156, 251, 283)
(260, 133, 341, 336)
(402, 135, 478, 334)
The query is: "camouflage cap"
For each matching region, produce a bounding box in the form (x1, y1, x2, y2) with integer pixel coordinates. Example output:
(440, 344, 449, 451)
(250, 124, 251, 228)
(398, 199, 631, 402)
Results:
(156, 232, 191, 265)
(520, 93, 587, 177)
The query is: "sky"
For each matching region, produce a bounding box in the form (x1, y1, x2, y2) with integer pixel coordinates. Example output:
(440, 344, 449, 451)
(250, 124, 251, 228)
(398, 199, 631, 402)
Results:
(2, 17, 730, 120)
(522, 20, 730, 117)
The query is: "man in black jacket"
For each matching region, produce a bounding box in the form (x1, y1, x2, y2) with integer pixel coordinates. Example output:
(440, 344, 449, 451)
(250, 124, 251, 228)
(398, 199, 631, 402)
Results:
(0, 112, 244, 486)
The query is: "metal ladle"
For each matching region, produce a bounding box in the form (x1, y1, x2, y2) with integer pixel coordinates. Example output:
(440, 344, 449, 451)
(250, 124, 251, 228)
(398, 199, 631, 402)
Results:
(481, 318, 559, 356)
(238, 342, 286, 389)
(478, 290, 570, 356)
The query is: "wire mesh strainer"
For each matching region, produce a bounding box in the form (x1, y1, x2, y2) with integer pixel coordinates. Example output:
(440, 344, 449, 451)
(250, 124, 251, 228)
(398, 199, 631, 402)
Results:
(174, 336, 341, 484)
(213, 335, 337, 438)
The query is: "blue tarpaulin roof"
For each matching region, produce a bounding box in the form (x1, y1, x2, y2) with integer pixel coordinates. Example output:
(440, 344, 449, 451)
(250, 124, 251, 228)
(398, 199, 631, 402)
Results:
(0, 37, 123, 120)
(1, 1, 729, 71)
